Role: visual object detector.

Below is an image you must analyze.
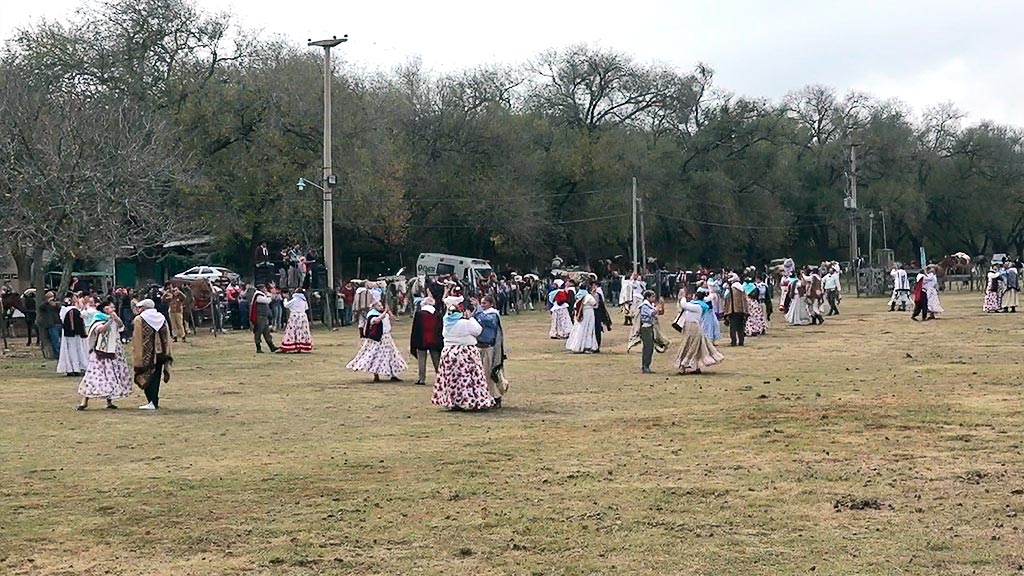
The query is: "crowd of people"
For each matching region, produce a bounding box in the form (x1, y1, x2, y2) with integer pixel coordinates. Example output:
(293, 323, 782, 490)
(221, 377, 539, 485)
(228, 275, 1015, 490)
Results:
(10, 251, 1022, 416)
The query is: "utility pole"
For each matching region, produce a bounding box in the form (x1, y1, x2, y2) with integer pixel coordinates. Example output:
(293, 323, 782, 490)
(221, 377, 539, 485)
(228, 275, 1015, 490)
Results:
(868, 210, 875, 267)
(631, 177, 638, 276)
(880, 210, 888, 250)
(638, 192, 647, 276)
(308, 35, 347, 327)
(849, 144, 858, 266)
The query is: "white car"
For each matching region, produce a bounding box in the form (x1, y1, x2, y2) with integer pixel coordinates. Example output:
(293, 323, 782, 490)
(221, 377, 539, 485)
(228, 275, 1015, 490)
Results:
(173, 266, 239, 284)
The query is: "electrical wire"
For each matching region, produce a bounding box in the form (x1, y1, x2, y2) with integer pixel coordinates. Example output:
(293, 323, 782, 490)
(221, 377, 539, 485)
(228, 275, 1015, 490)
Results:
(649, 211, 826, 230)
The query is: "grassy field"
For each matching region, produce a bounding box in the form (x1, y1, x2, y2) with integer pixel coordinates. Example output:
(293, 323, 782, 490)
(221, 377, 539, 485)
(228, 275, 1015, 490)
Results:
(2, 292, 1023, 575)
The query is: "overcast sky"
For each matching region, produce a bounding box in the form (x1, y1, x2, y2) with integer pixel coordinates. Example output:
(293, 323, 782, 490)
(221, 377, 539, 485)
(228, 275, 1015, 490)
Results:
(3, 0, 1022, 126)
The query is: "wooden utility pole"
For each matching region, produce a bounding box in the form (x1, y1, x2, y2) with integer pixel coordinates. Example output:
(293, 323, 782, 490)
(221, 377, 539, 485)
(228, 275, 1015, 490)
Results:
(631, 177, 638, 276)
(849, 144, 858, 266)
(638, 192, 647, 275)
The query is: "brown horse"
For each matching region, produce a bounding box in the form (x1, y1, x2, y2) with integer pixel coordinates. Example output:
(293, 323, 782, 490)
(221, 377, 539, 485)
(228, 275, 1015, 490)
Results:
(1, 292, 36, 346)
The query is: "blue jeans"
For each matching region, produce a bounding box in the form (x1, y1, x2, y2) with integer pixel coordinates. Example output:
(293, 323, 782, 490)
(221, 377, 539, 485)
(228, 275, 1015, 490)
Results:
(239, 302, 251, 330)
(343, 304, 353, 326)
(47, 324, 62, 358)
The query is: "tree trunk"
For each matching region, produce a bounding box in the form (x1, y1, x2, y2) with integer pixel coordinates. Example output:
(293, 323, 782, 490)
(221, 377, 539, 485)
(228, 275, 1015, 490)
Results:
(31, 244, 55, 359)
(56, 259, 75, 300)
(11, 248, 33, 292)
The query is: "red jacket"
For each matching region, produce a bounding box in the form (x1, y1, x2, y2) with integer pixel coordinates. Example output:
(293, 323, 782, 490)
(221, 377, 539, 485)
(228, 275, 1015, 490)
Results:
(410, 308, 443, 353)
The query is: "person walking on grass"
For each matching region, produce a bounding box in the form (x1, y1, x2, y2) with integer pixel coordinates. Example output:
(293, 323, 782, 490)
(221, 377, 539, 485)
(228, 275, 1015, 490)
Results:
(474, 295, 509, 408)
(76, 302, 130, 411)
(250, 283, 277, 353)
(410, 295, 443, 385)
(132, 299, 172, 410)
(722, 273, 750, 346)
(162, 283, 187, 342)
(638, 290, 662, 373)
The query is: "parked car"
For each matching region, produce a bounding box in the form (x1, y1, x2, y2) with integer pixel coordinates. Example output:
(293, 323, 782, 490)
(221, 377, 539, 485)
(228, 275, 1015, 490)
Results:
(173, 266, 239, 285)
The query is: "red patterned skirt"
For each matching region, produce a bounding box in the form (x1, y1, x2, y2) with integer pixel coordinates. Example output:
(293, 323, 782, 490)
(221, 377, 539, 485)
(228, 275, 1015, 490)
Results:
(431, 345, 494, 411)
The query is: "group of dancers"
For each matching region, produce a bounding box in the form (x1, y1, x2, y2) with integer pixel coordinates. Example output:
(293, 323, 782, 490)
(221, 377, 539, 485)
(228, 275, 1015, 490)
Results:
(983, 262, 1020, 313)
(59, 294, 173, 411)
(887, 264, 944, 320)
(344, 281, 510, 412)
(547, 268, 788, 375)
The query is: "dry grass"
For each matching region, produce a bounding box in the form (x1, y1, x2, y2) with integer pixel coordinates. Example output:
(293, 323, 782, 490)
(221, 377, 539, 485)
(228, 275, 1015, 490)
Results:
(2, 293, 1023, 575)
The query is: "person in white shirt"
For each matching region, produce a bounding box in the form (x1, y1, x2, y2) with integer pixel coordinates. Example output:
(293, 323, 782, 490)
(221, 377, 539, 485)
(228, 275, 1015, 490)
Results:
(346, 301, 408, 382)
(431, 303, 494, 411)
(278, 290, 313, 353)
(670, 290, 724, 375)
(823, 268, 842, 316)
(889, 264, 911, 312)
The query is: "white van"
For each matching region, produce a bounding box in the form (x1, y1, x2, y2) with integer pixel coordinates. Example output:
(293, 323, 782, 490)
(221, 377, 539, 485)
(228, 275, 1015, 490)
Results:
(416, 253, 493, 285)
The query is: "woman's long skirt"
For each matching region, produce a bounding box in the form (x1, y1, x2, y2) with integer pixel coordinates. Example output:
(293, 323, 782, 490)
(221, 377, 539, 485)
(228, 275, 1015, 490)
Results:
(431, 345, 494, 411)
(279, 310, 313, 352)
(674, 322, 724, 373)
(745, 300, 767, 336)
(785, 296, 812, 326)
(78, 347, 132, 400)
(926, 287, 944, 315)
(700, 310, 721, 341)
(565, 308, 599, 353)
(1004, 288, 1020, 310)
(346, 333, 408, 376)
(549, 306, 572, 339)
(57, 335, 90, 375)
(984, 290, 1003, 312)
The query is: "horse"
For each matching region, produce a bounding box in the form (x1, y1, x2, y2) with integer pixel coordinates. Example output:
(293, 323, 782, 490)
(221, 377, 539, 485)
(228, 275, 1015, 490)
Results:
(1, 291, 36, 346)
(936, 252, 974, 291)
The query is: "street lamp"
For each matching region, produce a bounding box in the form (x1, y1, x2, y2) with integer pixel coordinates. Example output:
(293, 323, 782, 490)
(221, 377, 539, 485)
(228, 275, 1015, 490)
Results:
(307, 34, 347, 327)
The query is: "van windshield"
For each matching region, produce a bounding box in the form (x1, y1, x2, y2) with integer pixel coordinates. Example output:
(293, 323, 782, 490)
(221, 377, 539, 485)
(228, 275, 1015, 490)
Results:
(474, 267, 493, 278)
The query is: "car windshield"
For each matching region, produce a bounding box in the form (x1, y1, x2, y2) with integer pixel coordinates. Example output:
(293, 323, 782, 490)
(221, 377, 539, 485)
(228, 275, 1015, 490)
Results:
(474, 267, 493, 278)
(183, 267, 200, 274)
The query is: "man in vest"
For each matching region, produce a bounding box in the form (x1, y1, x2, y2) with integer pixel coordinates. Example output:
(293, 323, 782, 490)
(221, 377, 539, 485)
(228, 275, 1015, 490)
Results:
(250, 283, 278, 353)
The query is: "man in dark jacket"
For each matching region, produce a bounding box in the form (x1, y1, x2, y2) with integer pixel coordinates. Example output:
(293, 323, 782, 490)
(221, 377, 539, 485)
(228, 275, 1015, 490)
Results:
(590, 280, 612, 351)
(409, 295, 443, 385)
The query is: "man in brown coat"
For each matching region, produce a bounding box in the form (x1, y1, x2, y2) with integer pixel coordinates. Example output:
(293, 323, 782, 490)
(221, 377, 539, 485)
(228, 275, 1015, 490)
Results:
(162, 283, 188, 342)
(722, 273, 750, 347)
(132, 299, 173, 410)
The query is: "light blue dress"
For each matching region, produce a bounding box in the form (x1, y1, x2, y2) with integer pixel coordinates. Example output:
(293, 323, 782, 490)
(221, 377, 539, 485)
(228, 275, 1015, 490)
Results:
(699, 300, 721, 342)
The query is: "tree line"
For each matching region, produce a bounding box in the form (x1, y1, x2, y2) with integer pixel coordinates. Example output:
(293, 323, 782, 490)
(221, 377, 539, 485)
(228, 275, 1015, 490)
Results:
(3, 0, 1023, 292)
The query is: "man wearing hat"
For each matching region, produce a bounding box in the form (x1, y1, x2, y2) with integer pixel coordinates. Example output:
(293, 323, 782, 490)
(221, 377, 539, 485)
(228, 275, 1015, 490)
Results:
(722, 272, 750, 347)
(132, 299, 172, 410)
(250, 283, 278, 353)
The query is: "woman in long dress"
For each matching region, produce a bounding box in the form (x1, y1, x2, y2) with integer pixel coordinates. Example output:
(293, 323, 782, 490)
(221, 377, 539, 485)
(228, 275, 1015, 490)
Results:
(279, 290, 313, 352)
(346, 302, 407, 382)
(785, 275, 812, 326)
(984, 266, 1003, 313)
(565, 290, 599, 353)
(671, 295, 724, 374)
(76, 303, 131, 410)
(923, 266, 944, 318)
(695, 287, 721, 341)
(57, 296, 90, 376)
(745, 283, 767, 337)
(548, 281, 572, 339)
(432, 305, 494, 411)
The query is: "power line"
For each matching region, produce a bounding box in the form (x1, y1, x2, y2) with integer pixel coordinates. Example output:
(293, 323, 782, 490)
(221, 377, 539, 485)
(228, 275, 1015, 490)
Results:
(650, 211, 824, 230)
(362, 212, 630, 229)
